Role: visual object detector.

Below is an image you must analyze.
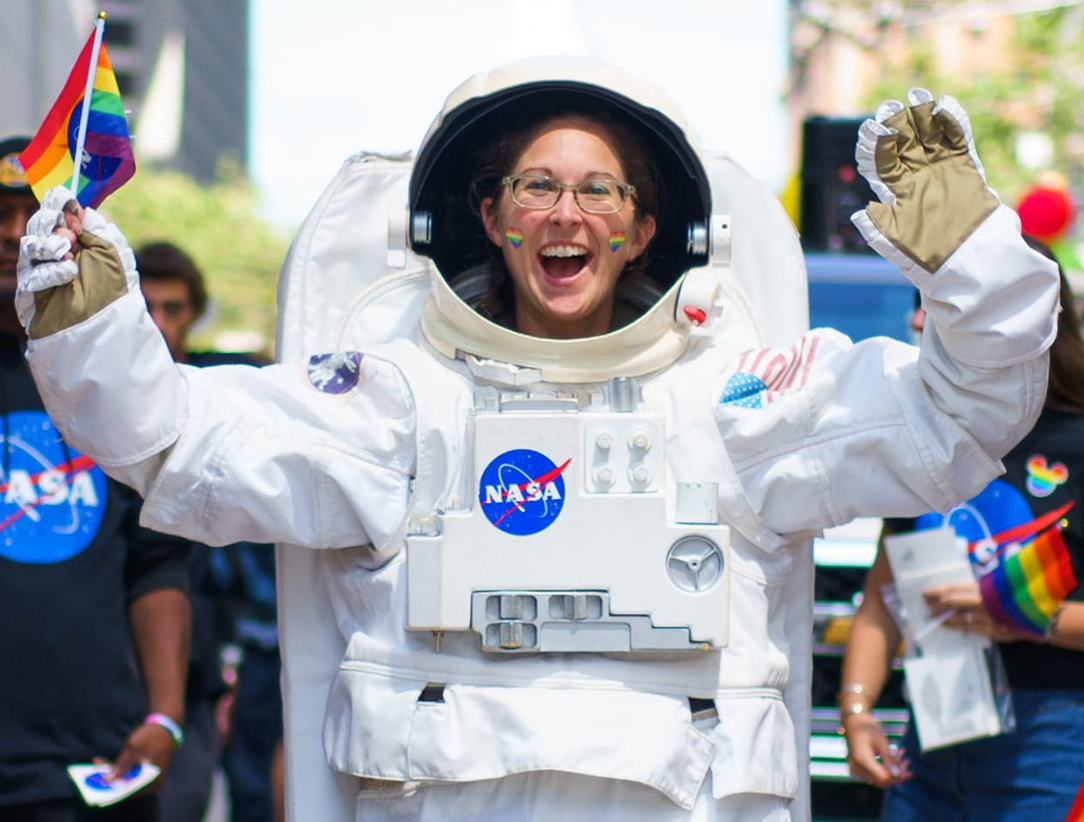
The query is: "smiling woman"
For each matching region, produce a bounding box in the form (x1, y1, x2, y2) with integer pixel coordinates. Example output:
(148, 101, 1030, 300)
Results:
(465, 107, 660, 337)
(475, 115, 657, 338)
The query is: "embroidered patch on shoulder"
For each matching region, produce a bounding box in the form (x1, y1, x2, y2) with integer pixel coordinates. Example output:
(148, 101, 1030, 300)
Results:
(1025, 455, 1068, 498)
(307, 352, 363, 394)
(719, 336, 820, 408)
(720, 373, 767, 408)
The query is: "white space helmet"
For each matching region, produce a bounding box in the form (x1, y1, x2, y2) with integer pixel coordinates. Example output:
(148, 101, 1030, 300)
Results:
(408, 57, 715, 384)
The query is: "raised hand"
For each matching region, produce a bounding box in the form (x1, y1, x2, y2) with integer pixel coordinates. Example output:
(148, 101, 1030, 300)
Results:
(851, 89, 1000, 275)
(15, 184, 139, 338)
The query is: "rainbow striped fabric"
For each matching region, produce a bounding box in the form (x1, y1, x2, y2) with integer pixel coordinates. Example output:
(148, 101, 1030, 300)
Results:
(974, 501, 1076, 638)
(1065, 777, 1084, 822)
(18, 29, 135, 208)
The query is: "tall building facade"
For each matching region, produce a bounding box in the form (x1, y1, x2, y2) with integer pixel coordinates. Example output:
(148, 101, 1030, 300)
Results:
(100, 0, 249, 181)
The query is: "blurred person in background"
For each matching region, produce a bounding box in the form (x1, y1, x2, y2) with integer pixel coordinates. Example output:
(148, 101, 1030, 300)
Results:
(0, 136, 191, 822)
(840, 237, 1084, 821)
(137, 242, 282, 822)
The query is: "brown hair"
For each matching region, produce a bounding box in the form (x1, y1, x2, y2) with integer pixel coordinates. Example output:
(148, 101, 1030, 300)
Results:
(135, 241, 208, 320)
(467, 106, 659, 326)
(1023, 235, 1084, 412)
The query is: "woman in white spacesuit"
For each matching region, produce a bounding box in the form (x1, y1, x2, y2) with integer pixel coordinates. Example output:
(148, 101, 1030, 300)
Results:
(18, 60, 1060, 822)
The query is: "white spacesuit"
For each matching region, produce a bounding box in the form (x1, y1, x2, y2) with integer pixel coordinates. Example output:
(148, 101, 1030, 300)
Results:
(19, 59, 1058, 822)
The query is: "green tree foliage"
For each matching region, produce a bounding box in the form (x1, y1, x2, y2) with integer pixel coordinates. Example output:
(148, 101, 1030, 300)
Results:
(102, 163, 292, 356)
(863, 6, 1084, 206)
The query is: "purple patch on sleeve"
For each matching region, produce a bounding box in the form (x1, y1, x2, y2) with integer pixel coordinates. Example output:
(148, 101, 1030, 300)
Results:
(307, 352, 364, 394)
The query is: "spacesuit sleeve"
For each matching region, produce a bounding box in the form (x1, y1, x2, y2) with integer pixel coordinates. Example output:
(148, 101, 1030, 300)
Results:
(26, 288, 417, 553)
(716, 218, 1058, 536)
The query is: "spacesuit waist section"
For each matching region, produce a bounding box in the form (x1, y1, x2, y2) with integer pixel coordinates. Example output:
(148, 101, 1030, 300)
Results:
(405, 392, 731, 653)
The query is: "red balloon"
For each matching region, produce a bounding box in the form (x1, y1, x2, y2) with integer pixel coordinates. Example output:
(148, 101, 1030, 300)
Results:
(1016, 186, 1075, 241)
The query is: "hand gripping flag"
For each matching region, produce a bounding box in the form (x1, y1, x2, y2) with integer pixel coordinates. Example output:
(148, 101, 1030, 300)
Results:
(972, 501, 1077, 638)
(18, 15, 135, 209)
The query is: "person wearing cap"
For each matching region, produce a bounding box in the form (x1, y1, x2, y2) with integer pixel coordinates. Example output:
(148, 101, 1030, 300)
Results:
(0, 135, 192, 822)
(14, 58, 1060, 822)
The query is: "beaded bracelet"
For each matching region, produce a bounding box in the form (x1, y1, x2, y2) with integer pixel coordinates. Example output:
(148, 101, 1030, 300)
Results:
(144, 712, 185, 747)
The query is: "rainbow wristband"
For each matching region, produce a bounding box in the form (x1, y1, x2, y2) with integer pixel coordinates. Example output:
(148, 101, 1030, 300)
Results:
(144, 712, 184, 747)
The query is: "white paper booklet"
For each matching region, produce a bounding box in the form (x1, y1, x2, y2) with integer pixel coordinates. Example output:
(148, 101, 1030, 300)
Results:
(883, 527, 1007, 751)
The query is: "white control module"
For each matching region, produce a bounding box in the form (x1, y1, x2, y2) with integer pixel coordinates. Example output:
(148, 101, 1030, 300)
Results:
(406, 392, 730, 653)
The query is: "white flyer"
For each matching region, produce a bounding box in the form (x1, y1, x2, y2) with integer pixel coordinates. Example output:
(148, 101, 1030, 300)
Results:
(883, 527, 1007, 751)
(67, 762, 161, 807)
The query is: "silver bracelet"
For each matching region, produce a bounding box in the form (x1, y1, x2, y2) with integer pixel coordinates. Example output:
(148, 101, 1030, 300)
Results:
(836, 683, 866, 703)
(1045, 606, 1064, 643)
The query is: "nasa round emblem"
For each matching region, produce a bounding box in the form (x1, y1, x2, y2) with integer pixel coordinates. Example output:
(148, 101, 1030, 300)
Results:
(478, 449, 569, 536)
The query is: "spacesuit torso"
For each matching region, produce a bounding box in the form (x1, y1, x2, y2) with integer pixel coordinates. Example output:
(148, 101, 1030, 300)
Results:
(312, 294, 807, 809)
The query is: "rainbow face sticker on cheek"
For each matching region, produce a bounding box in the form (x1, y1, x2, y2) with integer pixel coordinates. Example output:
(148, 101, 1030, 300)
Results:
(505, 227, 524, 248)
(608, 232, 626, 252)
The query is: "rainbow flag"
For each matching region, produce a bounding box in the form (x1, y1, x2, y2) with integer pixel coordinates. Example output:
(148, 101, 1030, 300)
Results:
(974, 501, 1076, 638)
(18, 23, 135, 208)
(1065, 777, 1084, 822)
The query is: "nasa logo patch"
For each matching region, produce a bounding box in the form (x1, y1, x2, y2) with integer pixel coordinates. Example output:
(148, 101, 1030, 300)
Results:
(478, 449, 570, 536)
(307, 351, 363, 394)
(0, 410, 108, 564)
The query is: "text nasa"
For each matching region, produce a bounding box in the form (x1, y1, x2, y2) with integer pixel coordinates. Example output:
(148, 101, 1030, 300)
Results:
(4, 468, 100, 508)
(481, 480, 562, 505)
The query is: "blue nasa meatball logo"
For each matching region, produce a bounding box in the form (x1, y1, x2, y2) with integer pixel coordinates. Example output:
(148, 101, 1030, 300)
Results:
(0, 410, 108, 564)
(913, 478, 1033, 568)
(478, 449, 569, 536)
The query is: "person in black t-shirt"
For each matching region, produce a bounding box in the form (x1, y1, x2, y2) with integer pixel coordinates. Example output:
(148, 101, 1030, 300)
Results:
(840, 238, 1084, 821)
(0, 138, 192, 822)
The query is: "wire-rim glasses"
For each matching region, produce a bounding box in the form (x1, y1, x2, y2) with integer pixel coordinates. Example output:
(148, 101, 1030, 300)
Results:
(501, 173, 636, 215)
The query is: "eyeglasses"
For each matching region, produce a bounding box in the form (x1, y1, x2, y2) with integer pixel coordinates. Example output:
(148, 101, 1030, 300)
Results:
(501, 174, 636, 215)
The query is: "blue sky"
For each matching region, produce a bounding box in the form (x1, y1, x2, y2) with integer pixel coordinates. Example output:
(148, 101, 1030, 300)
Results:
(248, 0, 790, 229)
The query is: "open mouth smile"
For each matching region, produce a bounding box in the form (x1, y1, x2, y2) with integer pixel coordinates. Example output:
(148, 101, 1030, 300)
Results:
(538, 244, 591, 282)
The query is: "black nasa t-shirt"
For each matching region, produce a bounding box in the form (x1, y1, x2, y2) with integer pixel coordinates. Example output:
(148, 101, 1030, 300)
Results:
(887, 408, 1084, 690)
(0, 334, 190, 804)
(995, 410, 1084, 688)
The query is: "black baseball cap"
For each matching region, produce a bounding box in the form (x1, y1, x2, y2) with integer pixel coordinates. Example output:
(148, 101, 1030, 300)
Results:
(0, 136, 32, 197)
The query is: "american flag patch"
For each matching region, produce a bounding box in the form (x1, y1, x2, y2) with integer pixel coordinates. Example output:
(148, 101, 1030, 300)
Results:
(719, 336, 820, 408)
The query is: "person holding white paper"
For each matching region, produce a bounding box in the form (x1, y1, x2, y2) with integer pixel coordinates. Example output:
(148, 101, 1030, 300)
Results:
(840, 241, 1084, 820)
